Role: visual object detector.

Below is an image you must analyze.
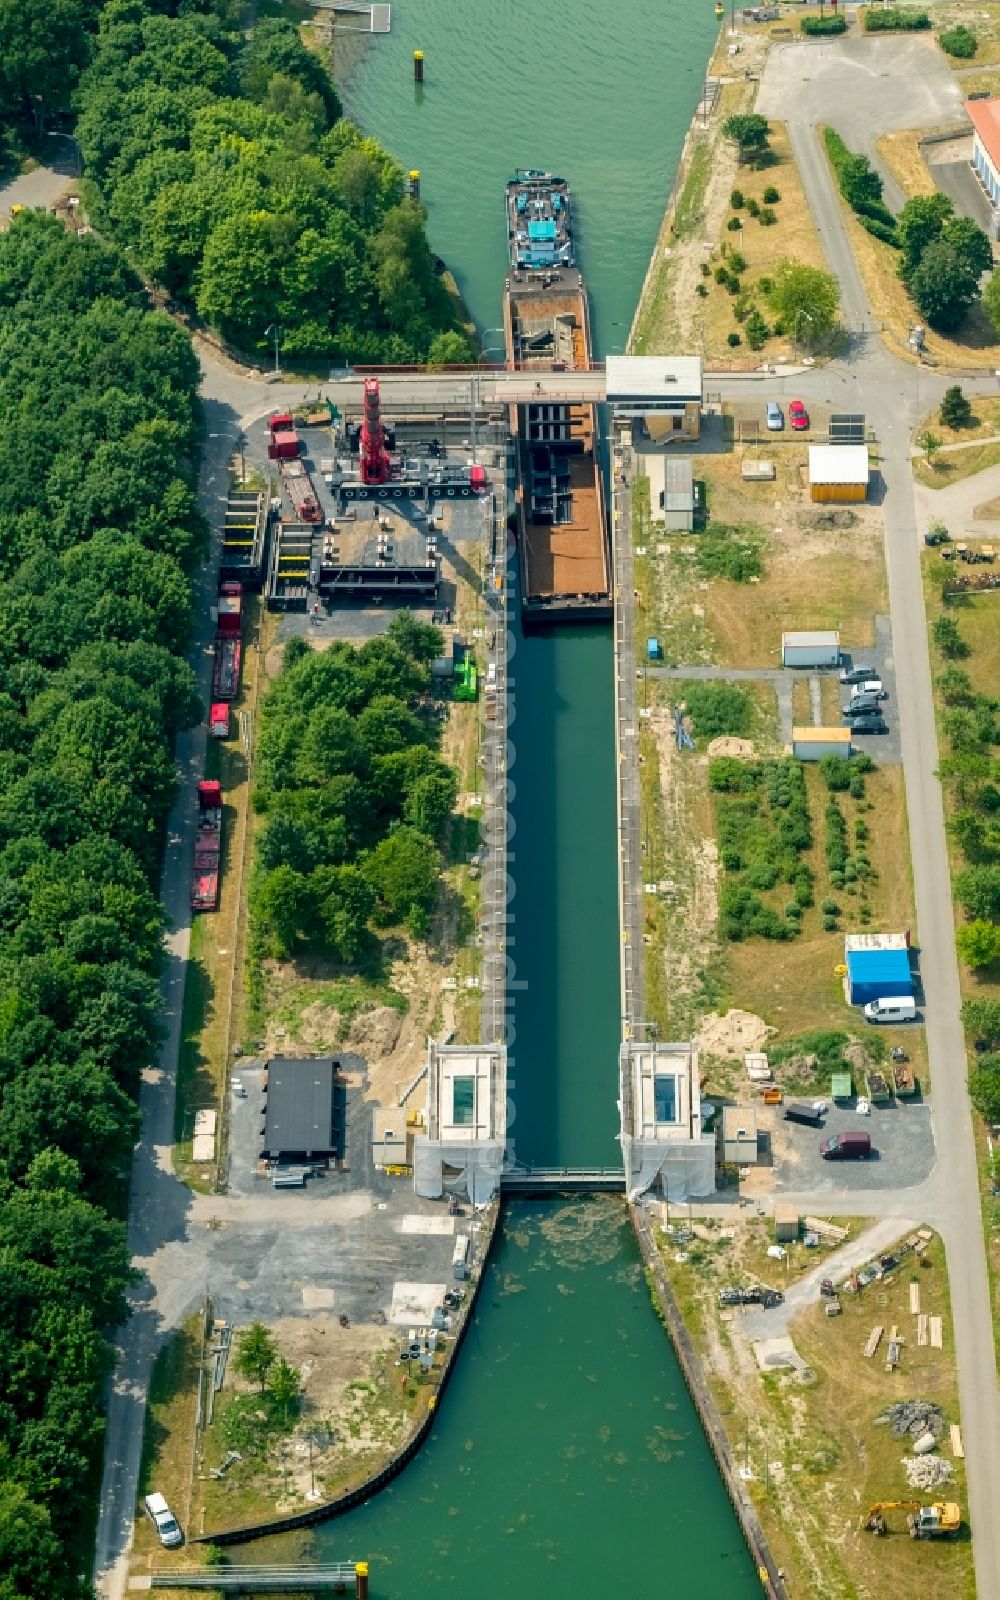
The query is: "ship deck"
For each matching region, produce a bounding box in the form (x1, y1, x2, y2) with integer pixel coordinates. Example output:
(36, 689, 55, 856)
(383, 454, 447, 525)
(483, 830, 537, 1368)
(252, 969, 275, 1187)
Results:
(521, 452, 606, 599)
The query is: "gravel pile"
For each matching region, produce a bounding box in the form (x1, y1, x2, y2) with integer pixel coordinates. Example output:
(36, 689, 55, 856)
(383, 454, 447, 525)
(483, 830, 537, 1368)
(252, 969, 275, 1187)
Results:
(903, 1454, 955, 1491)
(874, 1400, 946, 1440)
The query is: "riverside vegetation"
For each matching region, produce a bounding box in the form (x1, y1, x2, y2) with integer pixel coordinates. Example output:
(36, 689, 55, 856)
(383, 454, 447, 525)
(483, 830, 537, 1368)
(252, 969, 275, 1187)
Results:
(67, 0, 471, 363)
(0, 212, 205, 1600)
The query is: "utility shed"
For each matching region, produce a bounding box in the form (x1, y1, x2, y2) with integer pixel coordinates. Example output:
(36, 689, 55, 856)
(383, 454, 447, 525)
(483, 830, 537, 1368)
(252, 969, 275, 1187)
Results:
(845, 943, 913, 1006)
(781, 630, 841, 668)
(722, 1106, 758, 1165)
(663, 456, 694, 530)
(260, 1056, 345, 1165)
(774, 1205, 799, 1244)
(808, 444, 869, 503)
(792, 726, 852, 760)
(372, 1105, 408, 1168)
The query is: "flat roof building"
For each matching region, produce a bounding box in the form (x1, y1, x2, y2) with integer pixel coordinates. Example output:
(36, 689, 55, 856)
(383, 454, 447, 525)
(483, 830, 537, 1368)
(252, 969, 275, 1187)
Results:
(808, 443, 870, 503)
(413, 1041, 506, 1203)
(844, 933, 913, 1006)
(966, 98, 1000, 235)
(782, 629, 841, 668)
(260, 1056, 345, 1165)
(620, 1041, 715, 1200)
(791, 726, 853, 760)
(606, 356, 702, 442)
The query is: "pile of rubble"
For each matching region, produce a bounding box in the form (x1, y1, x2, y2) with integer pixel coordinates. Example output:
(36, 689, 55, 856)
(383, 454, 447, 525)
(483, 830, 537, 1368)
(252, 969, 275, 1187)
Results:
(874, 1400, 945, 1441)
(903, 1453, 955, 1492)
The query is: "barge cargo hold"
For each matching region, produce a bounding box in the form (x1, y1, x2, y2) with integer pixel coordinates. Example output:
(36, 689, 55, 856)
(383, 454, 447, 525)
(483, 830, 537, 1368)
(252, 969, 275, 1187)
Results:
(503, 171, 610, 623)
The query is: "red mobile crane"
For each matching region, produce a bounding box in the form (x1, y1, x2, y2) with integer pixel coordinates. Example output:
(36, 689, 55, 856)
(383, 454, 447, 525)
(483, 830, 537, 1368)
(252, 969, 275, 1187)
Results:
(360, 376, 390, 485)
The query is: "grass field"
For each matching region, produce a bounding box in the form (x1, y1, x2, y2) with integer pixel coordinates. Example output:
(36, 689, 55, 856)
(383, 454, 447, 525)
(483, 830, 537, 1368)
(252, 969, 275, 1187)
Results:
(933, 0, 1000, 66)
(659, 1223, 972, 1600)
(875, 128, 938, 199)
(720, 762, 924, 1083)
(133, 1317, 205, 1569)
(695, 121, 828, 364)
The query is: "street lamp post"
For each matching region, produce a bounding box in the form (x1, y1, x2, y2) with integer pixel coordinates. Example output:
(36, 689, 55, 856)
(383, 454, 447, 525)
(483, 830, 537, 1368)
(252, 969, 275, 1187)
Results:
(264, 323, 281, 376)
(793, 309, 814, 362)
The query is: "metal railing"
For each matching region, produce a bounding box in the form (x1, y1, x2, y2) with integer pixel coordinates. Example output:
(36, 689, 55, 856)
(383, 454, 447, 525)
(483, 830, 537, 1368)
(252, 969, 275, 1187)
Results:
(611, 426, 644, 1117)
(150, 1566, 362, 1592)
(501, 1166, 626, 1192)
(479, 471, 511, 1056)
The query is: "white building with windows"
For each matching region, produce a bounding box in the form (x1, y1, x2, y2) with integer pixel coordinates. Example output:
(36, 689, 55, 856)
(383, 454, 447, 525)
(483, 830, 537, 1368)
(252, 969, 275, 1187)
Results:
(413, 1041, 506, 1203)
(620, 1040, 716, 1200)
(966, 98, 1000, 237)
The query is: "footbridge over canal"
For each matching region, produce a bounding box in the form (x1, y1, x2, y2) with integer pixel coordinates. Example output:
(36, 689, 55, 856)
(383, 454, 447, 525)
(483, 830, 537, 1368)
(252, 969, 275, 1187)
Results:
(320, 355, 702, 419)
(500, 1166, 626, 1194)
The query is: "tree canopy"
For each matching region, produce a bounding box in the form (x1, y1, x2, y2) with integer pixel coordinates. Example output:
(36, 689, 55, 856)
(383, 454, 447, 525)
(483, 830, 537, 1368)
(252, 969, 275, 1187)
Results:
(0, 214, 202, 1596)
(765, 260, 840, 346)
(250, 613, 456, 960)
(74, 3, 471, 361)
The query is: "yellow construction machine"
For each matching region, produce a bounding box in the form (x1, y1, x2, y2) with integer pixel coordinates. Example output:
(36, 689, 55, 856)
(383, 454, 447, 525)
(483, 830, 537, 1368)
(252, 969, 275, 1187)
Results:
(863, 1501, 961, 1540)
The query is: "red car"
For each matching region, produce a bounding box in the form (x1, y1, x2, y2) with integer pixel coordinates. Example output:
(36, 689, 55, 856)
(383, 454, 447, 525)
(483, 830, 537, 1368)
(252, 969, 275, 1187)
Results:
(789, 399, 809, 431)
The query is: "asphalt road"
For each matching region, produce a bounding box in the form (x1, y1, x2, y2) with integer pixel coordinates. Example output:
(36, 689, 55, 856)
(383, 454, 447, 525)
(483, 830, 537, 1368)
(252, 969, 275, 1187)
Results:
(92, 406, 239, 1600)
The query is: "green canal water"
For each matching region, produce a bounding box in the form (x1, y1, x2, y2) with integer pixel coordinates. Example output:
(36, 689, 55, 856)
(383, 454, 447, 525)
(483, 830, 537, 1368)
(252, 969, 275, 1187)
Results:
(305, 7, 762, 1593)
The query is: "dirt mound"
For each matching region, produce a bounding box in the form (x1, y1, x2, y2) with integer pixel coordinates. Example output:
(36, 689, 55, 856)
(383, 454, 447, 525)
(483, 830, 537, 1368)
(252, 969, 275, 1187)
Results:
(696, 1008, 773, 1059)
(706, 736, 756, 758)
(349, 1005, 404, 1057)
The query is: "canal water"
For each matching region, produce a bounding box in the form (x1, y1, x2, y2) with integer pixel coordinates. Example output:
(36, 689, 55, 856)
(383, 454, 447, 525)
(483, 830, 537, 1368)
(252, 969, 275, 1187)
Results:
(305, 6, 762, 1593)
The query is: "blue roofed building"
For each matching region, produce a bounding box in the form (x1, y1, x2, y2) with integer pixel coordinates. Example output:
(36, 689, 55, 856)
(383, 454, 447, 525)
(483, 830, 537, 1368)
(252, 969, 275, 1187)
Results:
(844, 933, 913, 1007)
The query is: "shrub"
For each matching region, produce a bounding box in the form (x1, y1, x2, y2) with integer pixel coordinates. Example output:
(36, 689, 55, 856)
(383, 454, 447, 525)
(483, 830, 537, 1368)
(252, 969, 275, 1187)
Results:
(728, 331, 742, 347)
(939, 24, 976, 57)
(762, 186, 781, 205)
(678, 681, 755, 739)
(709, 757, 758, 793)
(823, 915, 838, 931)
(821, 899, 840, 916)
(701, 261, 712, 277)
(695, 521, 764, 582)
(729, 250, 747, 274)
(746, 197, 761, 218)
(964, 999, 1000, 1048)
(819, 755, 853, 792)
(830, 870, 845, 889)
(802, 13, 847, 34)
(859, 215, 900, 247)
(696, 282, 709, 298)
(730, 188, 745, 209)
(933, 613, 968, 659)
(727, 215, 743, 232)
(725, 273, 742, 294)
(849, 776, 865, 799)
(714, 265, 729, 285)
(940, 384, 973, 429)
(759, 207, 777, 226)
(758, 274, 773, 294)
(969, 1055, 1000, 1122)
(865, 8, 930, 30)
(745, 312, 770, 349)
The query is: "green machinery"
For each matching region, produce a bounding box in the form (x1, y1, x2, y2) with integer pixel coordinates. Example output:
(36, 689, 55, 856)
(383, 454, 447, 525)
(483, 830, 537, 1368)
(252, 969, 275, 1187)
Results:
(454, 654, 478, 702)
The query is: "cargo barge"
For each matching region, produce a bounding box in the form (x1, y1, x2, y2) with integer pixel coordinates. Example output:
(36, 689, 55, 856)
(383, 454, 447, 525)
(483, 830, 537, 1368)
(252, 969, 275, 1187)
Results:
(503, 171, 611, 623)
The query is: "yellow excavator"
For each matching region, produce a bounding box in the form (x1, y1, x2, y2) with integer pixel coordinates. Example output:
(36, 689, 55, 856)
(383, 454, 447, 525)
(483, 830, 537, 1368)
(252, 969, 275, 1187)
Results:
(864, 1501, 961, 1540)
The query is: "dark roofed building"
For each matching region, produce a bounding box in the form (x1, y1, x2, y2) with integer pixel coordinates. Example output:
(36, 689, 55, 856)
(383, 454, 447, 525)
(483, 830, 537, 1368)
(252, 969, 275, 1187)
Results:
(261, 1056, 346, 1165)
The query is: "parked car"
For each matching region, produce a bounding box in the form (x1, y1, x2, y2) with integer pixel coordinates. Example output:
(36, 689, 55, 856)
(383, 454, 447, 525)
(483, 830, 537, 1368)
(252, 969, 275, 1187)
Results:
(850, 678, 885, 700)
(820, 1131, 872, 1161)
(143, 1493, 183, 1548)
(784, 1101, 825, 1127)
(839, 664, 875, 685)
(847, 715, 888, 736)
(864, 996, 917, 1023)
(765, 401, 784, 431)
(788, 399, 809, 431)
(843, 696, 881, 718)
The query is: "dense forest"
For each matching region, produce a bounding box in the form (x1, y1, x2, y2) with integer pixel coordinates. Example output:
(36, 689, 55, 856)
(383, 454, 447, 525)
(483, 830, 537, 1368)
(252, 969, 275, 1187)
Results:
(70, 1, 471, 360)
(0, 212, 203, 1599)
(251, 614, 457, 964)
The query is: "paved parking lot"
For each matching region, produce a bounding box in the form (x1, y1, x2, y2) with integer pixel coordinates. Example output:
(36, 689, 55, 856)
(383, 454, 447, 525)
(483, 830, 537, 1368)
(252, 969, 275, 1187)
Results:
(837, 612, 901, 765)
(775, 1098, 935, 1195)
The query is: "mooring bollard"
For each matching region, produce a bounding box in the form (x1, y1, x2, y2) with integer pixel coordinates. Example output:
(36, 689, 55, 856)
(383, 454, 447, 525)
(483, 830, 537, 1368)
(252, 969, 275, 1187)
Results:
(355, 1561, 369, 1599)
(413, 49, 424, 83)
(408, 169, 421, 200)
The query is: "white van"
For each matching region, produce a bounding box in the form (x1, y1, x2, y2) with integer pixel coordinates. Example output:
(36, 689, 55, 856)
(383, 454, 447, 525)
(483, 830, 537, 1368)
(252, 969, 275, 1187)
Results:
(864, 996, 917, 1024)
(143, 1493, 183, 1548)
